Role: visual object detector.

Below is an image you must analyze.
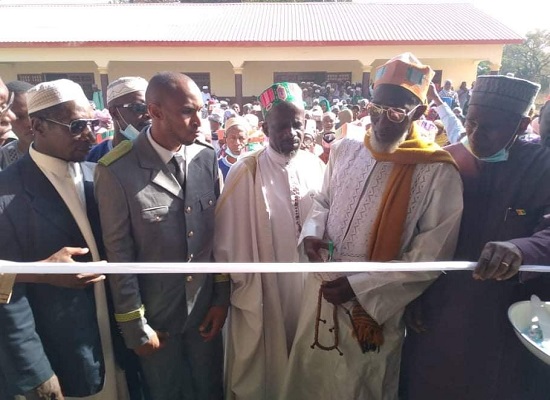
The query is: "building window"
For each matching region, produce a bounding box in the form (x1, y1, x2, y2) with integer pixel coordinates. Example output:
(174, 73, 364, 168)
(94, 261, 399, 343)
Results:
(326, 72, 353, 84)
(273, 71, 354, 89)
(274, 72, 326, 85)
(17, 74, 44, 85)
(17, 73, 96, 99)
(184, 73, 210, 91)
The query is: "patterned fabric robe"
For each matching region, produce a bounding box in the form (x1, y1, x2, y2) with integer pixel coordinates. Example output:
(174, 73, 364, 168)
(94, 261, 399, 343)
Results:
(280, 136, 463, 400)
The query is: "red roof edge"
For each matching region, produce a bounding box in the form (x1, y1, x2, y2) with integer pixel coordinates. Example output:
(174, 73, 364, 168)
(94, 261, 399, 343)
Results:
(0, 39, 523, 49)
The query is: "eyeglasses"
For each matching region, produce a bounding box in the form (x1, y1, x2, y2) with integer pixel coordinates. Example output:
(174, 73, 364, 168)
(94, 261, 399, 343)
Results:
(45, 118, 100, 135)
(0, 91, 14, 116)
(116, 103, 148, 114)
(367, 103, 420, 124)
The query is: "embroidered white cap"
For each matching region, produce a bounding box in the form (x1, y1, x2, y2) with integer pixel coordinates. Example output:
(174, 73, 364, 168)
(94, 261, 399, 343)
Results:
(27, 79, 89, 115)
(106, 76, 148, 105)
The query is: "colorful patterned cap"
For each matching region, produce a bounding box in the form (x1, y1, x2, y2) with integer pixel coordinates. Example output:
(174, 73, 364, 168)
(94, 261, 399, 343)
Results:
(373, 52, 435, 103)
(469, 75, 540, 116)
(259, 82, 304, 118)
(27, 79, 89, 115)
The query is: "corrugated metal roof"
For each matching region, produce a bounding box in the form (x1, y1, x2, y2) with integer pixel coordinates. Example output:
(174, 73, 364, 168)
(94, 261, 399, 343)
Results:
(0, 2, 523, 45)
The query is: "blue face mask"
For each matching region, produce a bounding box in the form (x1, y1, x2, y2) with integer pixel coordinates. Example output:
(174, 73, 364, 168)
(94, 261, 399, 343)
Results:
(225, 145, 241, 159)
(116, 108, 143, 141)
(121, 124, 141, 141)
(461, 136, 509, 163)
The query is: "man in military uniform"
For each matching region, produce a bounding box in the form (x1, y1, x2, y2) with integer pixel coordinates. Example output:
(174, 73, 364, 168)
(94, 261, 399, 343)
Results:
(94, 71, 229, 400)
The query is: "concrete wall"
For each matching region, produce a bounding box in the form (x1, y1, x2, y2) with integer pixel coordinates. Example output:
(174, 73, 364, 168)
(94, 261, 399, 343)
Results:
(0, 42, 506, 100)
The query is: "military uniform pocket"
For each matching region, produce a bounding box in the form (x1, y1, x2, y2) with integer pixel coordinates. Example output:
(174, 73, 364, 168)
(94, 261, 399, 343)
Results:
(141, 206, 169, 223)
(199, 192, 216, 211)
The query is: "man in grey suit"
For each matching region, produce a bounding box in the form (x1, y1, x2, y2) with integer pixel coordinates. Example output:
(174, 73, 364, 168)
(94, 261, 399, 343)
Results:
(94, 72, 229, 400)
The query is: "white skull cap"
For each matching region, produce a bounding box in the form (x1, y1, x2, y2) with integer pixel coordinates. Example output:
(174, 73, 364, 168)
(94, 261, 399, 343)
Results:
(27, 79, 89, 114)
(106, 76, 148, 105)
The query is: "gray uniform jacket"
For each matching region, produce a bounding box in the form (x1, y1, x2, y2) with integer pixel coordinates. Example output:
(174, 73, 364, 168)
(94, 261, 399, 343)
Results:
(94, 132, 229, 349)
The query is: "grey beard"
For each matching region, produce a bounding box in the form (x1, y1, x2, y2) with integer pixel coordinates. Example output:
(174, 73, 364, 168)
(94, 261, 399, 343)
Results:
(369, 132, 407, 154)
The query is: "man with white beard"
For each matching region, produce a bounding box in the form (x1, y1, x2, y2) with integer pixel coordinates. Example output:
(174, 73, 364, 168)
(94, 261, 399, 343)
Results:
(280, 53, 464, 400)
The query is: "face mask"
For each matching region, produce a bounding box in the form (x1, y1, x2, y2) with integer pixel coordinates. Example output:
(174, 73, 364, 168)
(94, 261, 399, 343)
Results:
(225, 146, 241, 159)
(116, 108, 141, 141)
(121, 124, 141, 141)
(461, 118, 521, 163)
(461, 136, 509, 163)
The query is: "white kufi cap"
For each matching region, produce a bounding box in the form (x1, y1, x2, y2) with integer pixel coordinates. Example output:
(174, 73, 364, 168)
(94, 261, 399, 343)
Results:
(106, 76, 148, 104)
(27, 79, 89, 115)
(225, 116, 250, 132)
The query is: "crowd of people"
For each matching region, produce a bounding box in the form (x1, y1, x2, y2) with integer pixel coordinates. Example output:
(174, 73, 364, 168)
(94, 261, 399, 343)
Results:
(1, 51, 550, 400)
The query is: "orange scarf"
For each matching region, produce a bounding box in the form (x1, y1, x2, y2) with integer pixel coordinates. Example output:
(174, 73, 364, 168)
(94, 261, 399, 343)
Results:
(364, 125, 457, 261)
(349, 125, 456, 353)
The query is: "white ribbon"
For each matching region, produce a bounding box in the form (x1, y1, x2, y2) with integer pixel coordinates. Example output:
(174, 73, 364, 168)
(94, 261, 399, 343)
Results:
(0, 261, 549, 274)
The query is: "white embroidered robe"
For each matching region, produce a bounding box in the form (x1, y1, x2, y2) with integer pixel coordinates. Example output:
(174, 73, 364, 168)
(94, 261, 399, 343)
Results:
(280, 136, 463, 400)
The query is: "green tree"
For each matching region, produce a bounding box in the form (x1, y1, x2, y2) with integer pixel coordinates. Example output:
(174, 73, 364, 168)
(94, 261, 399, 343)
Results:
(501, 30, 550, 91)
(477, 60, 491, 76)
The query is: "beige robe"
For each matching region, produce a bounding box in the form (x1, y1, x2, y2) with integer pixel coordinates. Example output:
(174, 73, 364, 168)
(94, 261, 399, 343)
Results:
(214, 147, 325, 400)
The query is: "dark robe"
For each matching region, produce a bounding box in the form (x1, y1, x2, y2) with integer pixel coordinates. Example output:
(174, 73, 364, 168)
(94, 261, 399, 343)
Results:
(400, 140, 550, 400)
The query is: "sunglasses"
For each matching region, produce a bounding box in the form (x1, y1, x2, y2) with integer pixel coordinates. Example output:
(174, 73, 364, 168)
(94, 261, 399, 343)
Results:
(367, 103, 420, 124)
(116, 103, 148, 114)
(45, 118, 101, 135)
(0, 91, 14, 116)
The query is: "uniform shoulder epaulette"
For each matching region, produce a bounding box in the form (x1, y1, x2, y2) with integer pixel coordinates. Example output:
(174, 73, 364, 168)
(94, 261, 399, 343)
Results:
(98, 140, 133, 166)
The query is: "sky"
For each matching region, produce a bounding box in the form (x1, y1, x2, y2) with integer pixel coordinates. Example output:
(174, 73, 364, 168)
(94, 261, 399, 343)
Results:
(361, 0, 546, 36)
(0, 0, 546, 36)
(474, 1, 546, 36)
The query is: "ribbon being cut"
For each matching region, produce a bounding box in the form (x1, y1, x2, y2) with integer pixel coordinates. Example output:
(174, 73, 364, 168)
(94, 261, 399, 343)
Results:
(1, 260, 549, 274)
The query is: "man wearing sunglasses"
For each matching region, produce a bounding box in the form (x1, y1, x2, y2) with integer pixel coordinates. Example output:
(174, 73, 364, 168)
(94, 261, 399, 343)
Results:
(0, 79, 122, 399)
(401, 76, 550, 399)
(281, 53, 463, 400)
(87, 76, 149, 163)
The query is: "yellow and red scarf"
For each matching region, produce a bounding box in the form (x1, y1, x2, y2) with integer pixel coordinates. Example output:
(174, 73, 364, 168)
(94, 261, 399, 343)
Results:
(351, 125, 457, 352)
